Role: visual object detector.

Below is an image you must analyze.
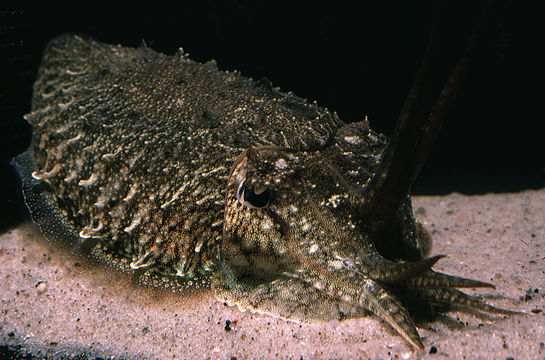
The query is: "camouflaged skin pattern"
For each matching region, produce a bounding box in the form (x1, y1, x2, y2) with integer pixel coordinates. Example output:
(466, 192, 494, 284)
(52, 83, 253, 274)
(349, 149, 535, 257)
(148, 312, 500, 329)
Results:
(25, 34, 345, 277)
(18, 34, 511, 350)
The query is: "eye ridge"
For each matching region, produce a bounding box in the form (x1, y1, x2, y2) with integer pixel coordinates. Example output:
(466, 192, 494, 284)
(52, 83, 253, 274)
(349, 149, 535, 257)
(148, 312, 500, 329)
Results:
(237, 182, 272, 209)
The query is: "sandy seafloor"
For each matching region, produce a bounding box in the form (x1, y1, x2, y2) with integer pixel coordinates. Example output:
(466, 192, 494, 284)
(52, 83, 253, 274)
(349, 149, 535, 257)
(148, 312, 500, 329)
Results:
(1, 189, 544, 360)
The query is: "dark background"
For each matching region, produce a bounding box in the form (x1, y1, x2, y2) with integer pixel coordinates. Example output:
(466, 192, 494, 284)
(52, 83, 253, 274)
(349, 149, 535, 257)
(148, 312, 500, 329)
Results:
(1, 1, 544, 233)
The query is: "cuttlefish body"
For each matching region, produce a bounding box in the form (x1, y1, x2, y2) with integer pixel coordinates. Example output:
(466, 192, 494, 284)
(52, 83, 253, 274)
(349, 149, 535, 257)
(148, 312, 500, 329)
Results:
(14, 4, 515, 351)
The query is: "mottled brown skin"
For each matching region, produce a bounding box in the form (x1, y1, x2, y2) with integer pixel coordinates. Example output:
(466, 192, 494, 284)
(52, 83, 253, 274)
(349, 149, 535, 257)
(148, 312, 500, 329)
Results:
(15, 34, 512, 350)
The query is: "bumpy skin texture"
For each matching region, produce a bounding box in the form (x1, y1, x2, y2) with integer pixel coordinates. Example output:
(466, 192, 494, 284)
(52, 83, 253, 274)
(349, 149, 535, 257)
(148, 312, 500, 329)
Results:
(16, 34, 510, 350)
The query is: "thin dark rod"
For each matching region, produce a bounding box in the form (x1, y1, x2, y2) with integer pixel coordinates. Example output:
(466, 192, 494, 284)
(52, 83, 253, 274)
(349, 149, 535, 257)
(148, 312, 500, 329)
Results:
(361, 1, 496, 224)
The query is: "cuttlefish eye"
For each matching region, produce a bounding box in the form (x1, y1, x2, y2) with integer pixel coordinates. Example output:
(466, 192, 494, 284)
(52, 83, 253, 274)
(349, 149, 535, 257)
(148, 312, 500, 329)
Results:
(236, 181, 272, 209)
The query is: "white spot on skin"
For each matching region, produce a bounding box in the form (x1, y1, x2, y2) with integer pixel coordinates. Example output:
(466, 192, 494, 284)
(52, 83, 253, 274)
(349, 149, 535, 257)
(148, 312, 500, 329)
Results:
(344, 135, 363, 145)
(79, 219, 104, 239)
(161, 183, 188, 209)
(31, 163, 62, 180)
(201, 167, 225, 177)
(195, 194, 213, 205)
(60, 83, 79, 95)
(66, 68, 85, 75)
(130, 251, 154, 269)
(287, 154, 299, 162)
(64, 171, 78, 183)
(40, 90, 55, 99)
(175, 268, 186, 277)
(308, 243, 319, 254)
(102, 148, 122, 160)
(368, 132, 378, 142)
(328, 260, 344, 270)
(55, 122, 75, 135)
(313, 281, 324, 290)
(94, 192, 108, 209)
(300, 217, 311, 233)
(66, 133, 83, 145)
(78, 173, 98, 187)
(123, 218, 141, 234)
(58, 99, 74, 111)
(288, 204, 298, 214)
(260, 217, 274, 231)
(211, 220, 223, 228)
(78, 229, 91, 239)
(326, 194, 344, 208)
(274, 158, 288, 170)
(124, 207, 148, 234)
(123, 183, 138, 202)
(194, 238, 205, 253)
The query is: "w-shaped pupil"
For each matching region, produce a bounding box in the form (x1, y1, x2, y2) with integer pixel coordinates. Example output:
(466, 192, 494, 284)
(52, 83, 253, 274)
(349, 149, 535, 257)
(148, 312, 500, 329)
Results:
(243, 186, 271, 208)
